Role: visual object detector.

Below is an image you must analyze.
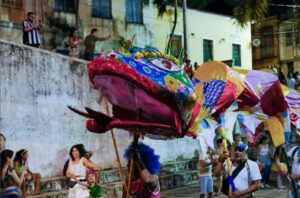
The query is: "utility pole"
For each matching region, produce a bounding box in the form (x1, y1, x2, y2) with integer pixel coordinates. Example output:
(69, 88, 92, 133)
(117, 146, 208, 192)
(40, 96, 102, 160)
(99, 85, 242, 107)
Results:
(183, 0, 189, 58)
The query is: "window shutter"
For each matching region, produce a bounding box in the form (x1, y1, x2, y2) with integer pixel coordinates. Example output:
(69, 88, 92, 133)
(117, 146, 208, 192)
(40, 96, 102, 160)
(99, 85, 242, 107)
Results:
(54, 0, 64, 11)
(101, 0, 111, 18)
(232, 44, 241, 67)
(126, 0, 134, 22)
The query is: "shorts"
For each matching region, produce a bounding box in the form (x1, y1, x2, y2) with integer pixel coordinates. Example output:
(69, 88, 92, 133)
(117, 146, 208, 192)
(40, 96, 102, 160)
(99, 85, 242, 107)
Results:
(199, 176, 213, 195)
(1, 187, 21, 198)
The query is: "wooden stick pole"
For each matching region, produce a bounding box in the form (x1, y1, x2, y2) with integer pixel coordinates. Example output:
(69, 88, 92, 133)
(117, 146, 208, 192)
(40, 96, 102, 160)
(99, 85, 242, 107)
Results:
(104, 98, 125, 182)
(126, 134, 139, 198)
(218, 126, 233, 198)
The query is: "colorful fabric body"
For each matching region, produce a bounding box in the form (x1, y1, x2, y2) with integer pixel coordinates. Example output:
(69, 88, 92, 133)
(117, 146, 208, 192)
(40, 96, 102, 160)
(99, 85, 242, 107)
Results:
(0, 166, 15, 189)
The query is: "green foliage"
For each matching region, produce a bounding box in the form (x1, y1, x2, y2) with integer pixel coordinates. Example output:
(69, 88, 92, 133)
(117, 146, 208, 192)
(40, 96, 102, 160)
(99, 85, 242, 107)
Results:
(295, 0, 300, 38)
(233, 0, 268, 27)
(143, 0, 174, 17)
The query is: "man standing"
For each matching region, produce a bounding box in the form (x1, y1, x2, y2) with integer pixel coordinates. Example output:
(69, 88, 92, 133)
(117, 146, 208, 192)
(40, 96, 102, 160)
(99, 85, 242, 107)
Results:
(84, 28, 111, 61)
(23, 12, 42, 47)
(213, 141, 261, 198)
(287, 146, 300, 198)
(198, 147, 215, 198)
(0, 133, 5, 153)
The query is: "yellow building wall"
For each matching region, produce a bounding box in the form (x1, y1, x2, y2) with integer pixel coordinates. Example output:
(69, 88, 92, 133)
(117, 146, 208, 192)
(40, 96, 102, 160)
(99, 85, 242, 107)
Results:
(155, 8, 252, 70)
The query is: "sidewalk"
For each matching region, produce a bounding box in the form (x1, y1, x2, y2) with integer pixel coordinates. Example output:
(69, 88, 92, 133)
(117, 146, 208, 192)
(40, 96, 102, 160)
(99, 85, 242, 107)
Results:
(161, 184, 288, 198)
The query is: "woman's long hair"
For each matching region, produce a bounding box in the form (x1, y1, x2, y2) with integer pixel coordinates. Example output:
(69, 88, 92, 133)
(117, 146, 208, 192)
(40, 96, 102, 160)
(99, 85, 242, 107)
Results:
(259, 135, 268, 145)
(69, 144, 87, 161)
(69, 28, 77, 38)
(0, 149, 14, 171)
(274, 146, 285, 162)
(13, 149, 27, 166)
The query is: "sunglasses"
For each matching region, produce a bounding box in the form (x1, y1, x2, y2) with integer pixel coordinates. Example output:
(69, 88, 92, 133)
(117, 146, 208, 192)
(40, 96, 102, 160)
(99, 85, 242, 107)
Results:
(234, 147, 245, 152)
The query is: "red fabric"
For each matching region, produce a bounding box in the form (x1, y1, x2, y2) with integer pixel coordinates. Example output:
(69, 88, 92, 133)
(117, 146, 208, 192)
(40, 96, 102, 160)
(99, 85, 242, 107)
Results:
(289, 110, 299, 127)
(260, 81, 288, 116)
(253, 122, 265, 145)
(237, 83, 259, 109)
(212, 81, 237, 120)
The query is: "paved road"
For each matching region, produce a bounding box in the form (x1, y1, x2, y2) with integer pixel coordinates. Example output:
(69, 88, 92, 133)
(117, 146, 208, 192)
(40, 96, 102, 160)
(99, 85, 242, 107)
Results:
(161, 184, 288, 198)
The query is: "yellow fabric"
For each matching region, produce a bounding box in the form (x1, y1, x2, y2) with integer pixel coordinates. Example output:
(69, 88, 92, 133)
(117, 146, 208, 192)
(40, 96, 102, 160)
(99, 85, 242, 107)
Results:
(271, 163, 288, 172)
(266, 116, 285, 147)
(280, 84, 291, 97)
(193, 61, 227, 82)
(227, 70, 245, 97)
(232, 68, 249, 80)
(189, 108, 210, 132)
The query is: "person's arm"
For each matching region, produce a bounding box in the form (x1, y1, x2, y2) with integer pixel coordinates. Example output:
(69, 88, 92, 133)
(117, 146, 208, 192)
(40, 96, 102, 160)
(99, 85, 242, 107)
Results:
(82, 157, 103, 171)
(132, 148, 159, 192)
(212, 151, 228, 177)
(256, 145, 262, 162)
(1, 164, 9, 181)
(96, 35, 111, 41)
(231, 180, 260, 197)
(199, 159, 214, 167)
(11, 169, 26, 187)
(69, 38, 77, 48)
(23, 21, 40, 32)
(290, 174, 300, 180)
(13, 161, 21, 176)
(66, 160, 74, 178)
(71, 176, 89, 187)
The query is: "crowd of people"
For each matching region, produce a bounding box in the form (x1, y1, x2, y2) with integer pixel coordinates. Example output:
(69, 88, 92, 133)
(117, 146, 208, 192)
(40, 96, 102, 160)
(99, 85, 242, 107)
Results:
(197, 133, 300, 198)
(0, 133, 162, 198)
(22, 11, 111, 61)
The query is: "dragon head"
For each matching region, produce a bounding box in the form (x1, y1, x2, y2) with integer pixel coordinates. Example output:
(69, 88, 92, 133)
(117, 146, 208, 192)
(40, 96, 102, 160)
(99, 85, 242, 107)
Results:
(70, 47, 196, 139)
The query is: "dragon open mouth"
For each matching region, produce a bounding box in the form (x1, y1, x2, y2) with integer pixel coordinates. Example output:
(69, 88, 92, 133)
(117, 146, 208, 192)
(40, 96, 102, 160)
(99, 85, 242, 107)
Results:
(69, 58, 184, 139)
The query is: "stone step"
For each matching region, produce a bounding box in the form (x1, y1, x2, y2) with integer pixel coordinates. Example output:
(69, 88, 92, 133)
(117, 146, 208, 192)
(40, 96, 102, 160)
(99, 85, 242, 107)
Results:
(159, 170, 198, 190)
(27, 190, 68, 198)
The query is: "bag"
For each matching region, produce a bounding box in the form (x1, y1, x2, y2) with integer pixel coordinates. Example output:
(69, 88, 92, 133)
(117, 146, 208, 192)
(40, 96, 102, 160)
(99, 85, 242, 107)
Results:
(68, 180, 77, 188)
(222, 160, 247, 195)
(271, 163, 287, 174)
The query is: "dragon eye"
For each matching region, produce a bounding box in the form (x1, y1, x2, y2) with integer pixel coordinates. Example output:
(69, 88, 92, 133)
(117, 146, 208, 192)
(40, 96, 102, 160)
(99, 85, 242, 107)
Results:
(149, 58, 181, 72)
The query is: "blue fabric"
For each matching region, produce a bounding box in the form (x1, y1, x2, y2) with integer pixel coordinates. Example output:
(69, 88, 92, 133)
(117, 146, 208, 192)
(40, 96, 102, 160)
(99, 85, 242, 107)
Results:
(261, 155, 272, 166)
(199, 176, 213, 194)
(229, 175, 236, 192)
(1, 188, 21, 198)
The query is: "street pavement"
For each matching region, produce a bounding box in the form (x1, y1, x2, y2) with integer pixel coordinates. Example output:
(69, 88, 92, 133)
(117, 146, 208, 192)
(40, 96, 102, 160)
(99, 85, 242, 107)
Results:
(161, 184, 288, 198)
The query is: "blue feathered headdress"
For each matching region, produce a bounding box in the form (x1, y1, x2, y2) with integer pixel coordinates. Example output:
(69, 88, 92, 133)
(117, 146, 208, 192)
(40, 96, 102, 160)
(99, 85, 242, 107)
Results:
(124, 142, 161, 175)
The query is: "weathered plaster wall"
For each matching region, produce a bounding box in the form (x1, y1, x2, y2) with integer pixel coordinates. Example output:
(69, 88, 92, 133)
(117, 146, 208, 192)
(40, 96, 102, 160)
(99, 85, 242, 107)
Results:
(0, 39, 200, 177)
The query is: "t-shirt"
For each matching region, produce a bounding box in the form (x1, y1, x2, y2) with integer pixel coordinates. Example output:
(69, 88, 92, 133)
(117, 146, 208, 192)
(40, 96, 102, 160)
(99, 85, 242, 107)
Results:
(198, 152, 212, 177)
(224, 160, 261, 197)
(88, 184, 103, 198)
(287, 146, 300, 186)
(84, 34, 98, 54)
(22, 20, 41, 46)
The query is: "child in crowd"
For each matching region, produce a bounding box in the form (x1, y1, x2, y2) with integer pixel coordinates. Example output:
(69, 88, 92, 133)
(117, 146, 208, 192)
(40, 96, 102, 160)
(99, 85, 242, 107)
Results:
(13, 149, 41, 197)
(85, 151, 101, 185)
(272, 144, 287, 189)
(72, 172, 103, 198)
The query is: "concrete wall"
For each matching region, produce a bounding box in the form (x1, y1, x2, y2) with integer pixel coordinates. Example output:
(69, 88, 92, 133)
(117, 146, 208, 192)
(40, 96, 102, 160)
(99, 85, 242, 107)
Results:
(155, 8, 252, 70)
(0, 39, 201, 177)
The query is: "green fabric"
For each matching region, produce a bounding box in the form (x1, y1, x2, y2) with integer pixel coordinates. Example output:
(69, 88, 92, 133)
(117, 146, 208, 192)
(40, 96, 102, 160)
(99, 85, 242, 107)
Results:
(84, 35, 98, 54)
(88, 184, 103, 198)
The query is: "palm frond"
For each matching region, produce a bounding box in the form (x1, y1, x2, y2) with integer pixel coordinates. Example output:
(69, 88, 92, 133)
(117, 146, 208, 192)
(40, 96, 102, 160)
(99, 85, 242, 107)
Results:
(233, 0, 268, 27)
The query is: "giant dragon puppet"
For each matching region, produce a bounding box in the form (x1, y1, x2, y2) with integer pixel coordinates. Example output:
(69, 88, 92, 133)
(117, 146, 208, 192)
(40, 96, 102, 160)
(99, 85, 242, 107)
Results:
(69, 46, 300, 197)
(69, 46, 300, 143)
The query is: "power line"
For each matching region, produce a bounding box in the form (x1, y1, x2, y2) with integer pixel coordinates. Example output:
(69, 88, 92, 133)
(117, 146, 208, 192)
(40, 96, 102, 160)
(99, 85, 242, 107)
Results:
(269, 3, 300, 8)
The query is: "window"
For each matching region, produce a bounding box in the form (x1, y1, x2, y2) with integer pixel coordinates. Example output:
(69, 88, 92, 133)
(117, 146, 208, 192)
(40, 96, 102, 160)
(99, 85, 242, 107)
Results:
(92, 0, 112, 19)
(54, 0, 75, 13)
(2, 0, 22, 9)
(287, 62, 294, 74)
(203, 39, 213, 62)
(286, 29, 293, 46)
(169, 35, 182, 57)
(261, 26, 274, 58)
(126, 0, 142, 24)
(232, 44, 241, 67)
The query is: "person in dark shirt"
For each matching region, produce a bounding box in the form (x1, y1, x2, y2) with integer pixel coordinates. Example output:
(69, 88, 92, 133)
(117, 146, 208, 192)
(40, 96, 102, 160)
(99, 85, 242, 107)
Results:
(84, 28, 111, 61)
(22, 12, 43, 48)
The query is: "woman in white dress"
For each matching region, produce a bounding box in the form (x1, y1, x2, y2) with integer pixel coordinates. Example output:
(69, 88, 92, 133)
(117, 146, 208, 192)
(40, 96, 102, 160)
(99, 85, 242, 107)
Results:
(66, 144, 103, 198)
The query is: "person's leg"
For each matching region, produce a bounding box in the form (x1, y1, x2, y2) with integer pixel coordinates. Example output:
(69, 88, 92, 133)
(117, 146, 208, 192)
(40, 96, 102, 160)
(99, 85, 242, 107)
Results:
(199, 176, 207, 198)
(33, 173, 41, 194)
(264, 165, 271, 186)
(21, 178, 26, 197)
(216, 175, 222, 195)
(207, 176, 213, 198)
